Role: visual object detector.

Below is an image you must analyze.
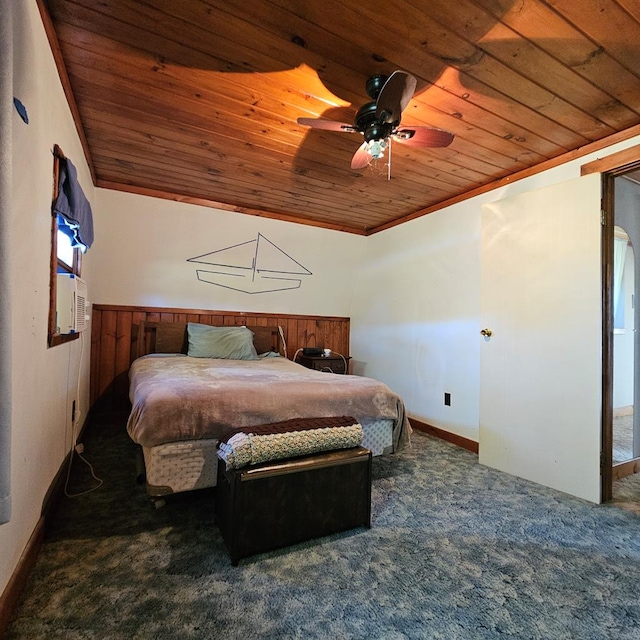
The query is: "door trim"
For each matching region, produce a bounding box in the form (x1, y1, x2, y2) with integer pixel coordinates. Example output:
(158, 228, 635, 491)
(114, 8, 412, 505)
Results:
(600, 158, 640, 501)
(601, 173, 614, 502)
(582, 144, 640, 177)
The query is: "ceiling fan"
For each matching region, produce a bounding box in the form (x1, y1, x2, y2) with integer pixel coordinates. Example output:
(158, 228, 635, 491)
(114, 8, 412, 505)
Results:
(297, 71, 455, 172)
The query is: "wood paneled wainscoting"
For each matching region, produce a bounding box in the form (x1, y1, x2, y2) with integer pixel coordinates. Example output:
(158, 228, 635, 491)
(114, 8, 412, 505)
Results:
(90, 305, 351, 413)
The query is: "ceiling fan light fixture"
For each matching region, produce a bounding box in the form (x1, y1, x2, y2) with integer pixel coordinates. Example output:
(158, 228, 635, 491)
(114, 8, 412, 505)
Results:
(366, 139, 387, 160)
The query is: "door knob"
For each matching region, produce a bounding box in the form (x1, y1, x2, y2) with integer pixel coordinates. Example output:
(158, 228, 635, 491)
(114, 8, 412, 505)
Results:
(480, 328, 493, 337)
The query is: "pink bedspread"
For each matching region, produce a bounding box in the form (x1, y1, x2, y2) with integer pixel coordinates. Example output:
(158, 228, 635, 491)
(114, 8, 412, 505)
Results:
(127, 355, 410, 451)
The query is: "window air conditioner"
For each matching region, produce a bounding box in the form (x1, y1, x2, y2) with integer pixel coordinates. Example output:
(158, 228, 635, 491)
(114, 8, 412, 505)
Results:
(56, 273, 88, 333)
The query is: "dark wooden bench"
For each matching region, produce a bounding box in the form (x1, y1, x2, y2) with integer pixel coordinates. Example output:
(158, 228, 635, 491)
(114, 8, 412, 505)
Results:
(215, 446, 372, 565)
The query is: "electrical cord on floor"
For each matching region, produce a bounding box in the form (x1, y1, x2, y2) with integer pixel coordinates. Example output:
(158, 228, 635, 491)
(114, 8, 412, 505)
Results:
(63, 443, 104, 498)
(63, 332, 103, 498)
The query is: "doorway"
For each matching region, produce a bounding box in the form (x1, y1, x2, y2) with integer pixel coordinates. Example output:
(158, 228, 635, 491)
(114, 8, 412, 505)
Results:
(611, 171, 640, 485)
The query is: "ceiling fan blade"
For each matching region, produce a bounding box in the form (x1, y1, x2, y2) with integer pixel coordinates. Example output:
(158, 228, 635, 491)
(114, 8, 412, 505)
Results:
(376, 71, 417, 124)
(351, 142, 372, 169)
(393, 126, 454, 148)
(297, 117, 357, 132)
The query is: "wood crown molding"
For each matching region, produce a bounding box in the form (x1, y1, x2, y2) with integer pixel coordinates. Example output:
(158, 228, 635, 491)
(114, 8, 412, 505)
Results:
(581, 144, 640, 177)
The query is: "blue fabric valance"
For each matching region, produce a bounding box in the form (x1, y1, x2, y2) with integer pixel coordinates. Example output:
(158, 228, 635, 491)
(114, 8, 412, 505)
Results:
(53, 155, 94, 249)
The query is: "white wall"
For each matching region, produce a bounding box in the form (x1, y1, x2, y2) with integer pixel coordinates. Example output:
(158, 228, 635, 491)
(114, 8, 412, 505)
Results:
(0, 1, 94, 597)
(349, 202, 481, 439)
(351, 135, 640, 443)
(91, 189, 365, 317)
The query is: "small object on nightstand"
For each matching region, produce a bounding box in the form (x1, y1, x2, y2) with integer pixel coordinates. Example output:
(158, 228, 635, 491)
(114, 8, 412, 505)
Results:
(297, 353, 351, 374)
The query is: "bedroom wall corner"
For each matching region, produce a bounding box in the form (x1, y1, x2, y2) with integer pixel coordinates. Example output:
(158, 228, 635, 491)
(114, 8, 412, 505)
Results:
(349, 201, 482, 444)
(0, 0, 95, 604)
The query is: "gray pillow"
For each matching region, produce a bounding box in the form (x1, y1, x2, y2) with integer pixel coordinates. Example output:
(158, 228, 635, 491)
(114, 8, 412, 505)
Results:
(187, 323, 259, 360)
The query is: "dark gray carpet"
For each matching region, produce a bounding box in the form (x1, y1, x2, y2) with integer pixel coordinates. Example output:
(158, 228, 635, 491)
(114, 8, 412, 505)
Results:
(6, 415, 640, 639)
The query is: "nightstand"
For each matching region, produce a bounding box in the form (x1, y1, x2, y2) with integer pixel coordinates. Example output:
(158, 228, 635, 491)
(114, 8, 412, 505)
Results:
(296, 352, 351, 374)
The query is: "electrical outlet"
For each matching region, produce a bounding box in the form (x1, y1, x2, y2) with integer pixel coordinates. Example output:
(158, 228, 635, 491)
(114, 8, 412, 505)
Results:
(444, 392, 451, 406)
(75, 443, 84, 454)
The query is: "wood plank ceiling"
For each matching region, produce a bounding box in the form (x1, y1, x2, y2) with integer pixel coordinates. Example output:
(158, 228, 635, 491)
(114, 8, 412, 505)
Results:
(42, 0, 640, 235)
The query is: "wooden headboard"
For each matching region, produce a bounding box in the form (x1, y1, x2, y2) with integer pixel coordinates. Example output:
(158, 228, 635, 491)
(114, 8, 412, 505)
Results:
(134, 321, 280, 359)
(90, 304, 350, 412)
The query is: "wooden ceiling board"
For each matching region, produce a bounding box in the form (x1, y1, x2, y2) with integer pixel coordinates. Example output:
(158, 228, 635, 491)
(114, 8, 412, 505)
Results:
(410, 0, 640, 124)
(56, 10, 543, 175)
(58, 1, 580, 155)
(298, 0, 616, 137)
(41, 0, 640, 234)
(476, 0, 640, 114)
(77, 99, 465, 203)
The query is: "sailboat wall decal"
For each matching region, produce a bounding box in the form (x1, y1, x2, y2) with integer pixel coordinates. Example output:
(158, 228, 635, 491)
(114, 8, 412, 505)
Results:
(187, 233, 313, 294)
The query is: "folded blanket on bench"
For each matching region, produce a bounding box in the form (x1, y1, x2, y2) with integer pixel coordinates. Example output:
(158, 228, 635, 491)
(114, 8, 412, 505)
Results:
(217, 416, 364, 470)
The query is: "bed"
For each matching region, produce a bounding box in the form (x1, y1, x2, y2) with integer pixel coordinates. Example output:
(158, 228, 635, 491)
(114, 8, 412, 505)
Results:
(127, 321, 411, 497)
